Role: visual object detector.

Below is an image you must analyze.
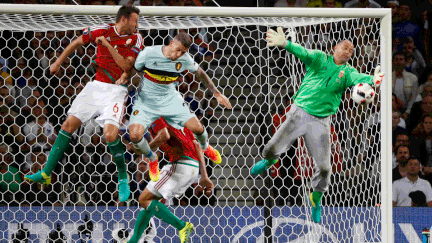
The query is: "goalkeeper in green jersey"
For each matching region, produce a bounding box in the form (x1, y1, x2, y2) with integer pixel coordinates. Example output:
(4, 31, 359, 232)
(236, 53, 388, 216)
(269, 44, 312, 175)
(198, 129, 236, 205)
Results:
(251, 27, 385, 223)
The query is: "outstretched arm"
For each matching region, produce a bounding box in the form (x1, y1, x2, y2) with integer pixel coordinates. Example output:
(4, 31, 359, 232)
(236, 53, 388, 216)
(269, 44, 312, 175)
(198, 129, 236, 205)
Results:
(95, 36, 135, 72)
(266, 27, 319, 66)
(193, 67, 219, 95)
(284, 41, 321, 66)
(346, 65, 384, 88)
(193, 67, 232, 109)
(50, 36, 84, 75)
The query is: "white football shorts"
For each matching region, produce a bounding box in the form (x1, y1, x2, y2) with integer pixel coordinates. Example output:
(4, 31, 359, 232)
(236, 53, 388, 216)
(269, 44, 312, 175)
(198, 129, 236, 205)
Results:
(68, 80, 127, 128)
(147, 160, 200, 200)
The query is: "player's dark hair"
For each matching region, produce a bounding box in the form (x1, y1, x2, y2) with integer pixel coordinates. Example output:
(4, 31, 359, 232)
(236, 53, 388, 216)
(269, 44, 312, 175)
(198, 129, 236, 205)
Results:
(392, 50, 406, 60)
(116, 5, 140, 23)
(174, 32, 193, 48)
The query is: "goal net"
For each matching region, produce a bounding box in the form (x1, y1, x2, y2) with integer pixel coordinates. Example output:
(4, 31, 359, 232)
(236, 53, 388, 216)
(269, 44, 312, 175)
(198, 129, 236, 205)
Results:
(0, 5, 392, 243)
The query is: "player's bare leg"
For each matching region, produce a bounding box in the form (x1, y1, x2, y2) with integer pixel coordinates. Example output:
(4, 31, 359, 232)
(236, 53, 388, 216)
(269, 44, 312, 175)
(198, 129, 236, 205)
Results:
(185, 117, 221, 164)
(128, 188, 193, 243)
(25, 115, 82, 185)
(103, 124, 130, 202)
(130, 124, 160, 181)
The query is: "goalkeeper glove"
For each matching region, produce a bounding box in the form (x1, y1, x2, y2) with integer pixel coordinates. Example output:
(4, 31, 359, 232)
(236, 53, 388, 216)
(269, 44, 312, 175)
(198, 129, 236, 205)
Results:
(266, 27, 296, 48)
(373, 65, 385, 87)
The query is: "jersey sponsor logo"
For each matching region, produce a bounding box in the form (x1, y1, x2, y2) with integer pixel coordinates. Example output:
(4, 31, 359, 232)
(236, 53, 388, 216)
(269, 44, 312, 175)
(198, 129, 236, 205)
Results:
(153, 62, 158, 66)
(133, 110, 139, 116)
(175, 62, 182, 71)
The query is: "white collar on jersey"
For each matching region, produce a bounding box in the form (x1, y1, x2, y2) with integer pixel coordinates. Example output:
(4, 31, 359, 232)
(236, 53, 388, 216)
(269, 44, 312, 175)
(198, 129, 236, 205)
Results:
(113, 24, 130, 38)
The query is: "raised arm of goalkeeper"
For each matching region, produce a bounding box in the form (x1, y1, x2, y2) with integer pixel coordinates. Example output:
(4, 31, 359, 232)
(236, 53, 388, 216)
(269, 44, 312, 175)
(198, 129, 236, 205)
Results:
(266, 27, 385, 87)
(266, 27, 318, 66)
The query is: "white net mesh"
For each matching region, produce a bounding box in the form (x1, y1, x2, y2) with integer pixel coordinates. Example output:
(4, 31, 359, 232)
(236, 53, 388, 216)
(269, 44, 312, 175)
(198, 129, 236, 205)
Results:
(0, 11, 383, 242)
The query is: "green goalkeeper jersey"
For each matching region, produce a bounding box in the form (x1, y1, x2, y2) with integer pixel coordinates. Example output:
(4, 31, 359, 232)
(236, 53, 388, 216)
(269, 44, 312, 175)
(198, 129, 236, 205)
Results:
(285, 41, 374, 117)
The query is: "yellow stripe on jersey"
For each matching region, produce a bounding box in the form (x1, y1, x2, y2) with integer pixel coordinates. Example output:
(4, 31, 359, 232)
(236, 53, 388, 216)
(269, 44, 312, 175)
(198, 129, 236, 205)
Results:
(144, 70, 179, 83)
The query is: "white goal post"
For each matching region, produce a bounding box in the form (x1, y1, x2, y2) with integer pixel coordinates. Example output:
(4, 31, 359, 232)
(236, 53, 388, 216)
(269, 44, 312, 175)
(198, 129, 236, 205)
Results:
(0, 4, 392, 243)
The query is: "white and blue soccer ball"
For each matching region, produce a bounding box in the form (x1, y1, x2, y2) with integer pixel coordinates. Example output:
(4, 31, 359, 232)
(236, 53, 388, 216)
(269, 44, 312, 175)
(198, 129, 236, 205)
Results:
(352, 83, 375, 105)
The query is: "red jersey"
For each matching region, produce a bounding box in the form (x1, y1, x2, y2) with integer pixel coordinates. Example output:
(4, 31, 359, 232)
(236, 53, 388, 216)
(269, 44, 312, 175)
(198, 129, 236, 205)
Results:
(149, 118, 200, 163)
(272, 107, 291, 134)
(82, 23, 143, 84)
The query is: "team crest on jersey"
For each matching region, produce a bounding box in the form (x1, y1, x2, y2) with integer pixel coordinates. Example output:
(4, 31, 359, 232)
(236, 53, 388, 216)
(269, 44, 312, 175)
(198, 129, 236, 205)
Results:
(338, 70, 345, 78)
(126, 38, 132, 45)
(175, 62, 182, 71)
(83, 28, 89, 35)
(133, 110, 139, 116)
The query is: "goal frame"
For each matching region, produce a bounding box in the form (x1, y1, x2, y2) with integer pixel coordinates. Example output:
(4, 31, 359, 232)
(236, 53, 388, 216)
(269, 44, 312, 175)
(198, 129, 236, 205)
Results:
(0, 4, 393, 243)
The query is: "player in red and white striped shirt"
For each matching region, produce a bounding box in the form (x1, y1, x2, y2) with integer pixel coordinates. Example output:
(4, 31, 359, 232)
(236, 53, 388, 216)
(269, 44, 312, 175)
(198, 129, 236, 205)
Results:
(25, 5, 143, 202)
